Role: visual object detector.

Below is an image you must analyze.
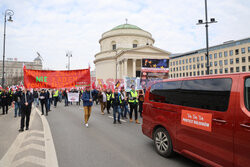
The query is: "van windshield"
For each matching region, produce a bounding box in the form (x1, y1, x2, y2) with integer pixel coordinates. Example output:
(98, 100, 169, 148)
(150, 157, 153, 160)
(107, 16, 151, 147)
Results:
(245, 78, 250, 111)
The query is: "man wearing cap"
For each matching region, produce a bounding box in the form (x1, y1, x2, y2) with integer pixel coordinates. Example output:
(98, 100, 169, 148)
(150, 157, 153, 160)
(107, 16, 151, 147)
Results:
(128, 85, 140, 124)
(82, 86, 93, 127)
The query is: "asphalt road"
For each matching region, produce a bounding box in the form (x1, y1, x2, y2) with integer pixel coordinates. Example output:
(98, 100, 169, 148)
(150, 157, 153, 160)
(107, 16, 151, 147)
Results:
(46, 102, 201, 167)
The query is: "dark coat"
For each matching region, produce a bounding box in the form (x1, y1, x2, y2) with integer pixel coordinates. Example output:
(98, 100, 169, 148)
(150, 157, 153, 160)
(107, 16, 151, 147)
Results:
(1, 92, 8, 106)
(20, 91, 34, 108)
(82, 91, 93, 106)
(39, 92, 48, 103)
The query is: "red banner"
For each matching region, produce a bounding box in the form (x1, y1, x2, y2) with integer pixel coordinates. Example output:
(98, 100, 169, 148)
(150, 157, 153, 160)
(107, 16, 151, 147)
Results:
(24, 68, 90, 89)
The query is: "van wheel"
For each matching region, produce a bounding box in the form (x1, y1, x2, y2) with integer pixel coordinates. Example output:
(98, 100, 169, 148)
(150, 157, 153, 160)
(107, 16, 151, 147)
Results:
(153, 128, 173, 157)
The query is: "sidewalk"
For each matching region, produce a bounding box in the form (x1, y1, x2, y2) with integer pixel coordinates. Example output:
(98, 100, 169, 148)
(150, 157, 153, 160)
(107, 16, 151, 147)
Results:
(0, 106, 57, 167)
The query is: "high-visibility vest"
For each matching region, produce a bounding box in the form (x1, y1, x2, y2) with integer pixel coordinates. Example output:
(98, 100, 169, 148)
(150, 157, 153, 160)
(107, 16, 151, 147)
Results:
(111, 93, 122, 104)
(106, 93, 112, 101)
(53, 90, 59, 97)
(129, 91, 138, 103)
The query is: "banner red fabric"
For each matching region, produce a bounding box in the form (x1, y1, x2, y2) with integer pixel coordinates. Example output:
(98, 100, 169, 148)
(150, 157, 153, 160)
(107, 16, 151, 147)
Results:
(24, 68, 90, 89)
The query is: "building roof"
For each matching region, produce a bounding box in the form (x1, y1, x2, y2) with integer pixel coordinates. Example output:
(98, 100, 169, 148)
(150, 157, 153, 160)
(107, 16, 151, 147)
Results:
(111, 24, 142, 31)
(34, 56, 42, 61)
(170, 37, 250, 59)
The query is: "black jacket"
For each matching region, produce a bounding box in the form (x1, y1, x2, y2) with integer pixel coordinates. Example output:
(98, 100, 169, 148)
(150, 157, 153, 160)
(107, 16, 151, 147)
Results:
(20, 91, 34, 108)
(39, 92, 48, 103)
(13, 91, 22, 103)
(0, 92, 8, 106)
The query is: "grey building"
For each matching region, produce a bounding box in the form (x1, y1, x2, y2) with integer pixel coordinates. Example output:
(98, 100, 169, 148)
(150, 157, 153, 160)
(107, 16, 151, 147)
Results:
(0, 56, 42, 86)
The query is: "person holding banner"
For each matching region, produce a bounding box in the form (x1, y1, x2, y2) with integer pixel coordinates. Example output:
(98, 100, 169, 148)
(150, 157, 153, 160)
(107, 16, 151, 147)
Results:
(128, 85, 140, 124)
(82, 86, 93, 127)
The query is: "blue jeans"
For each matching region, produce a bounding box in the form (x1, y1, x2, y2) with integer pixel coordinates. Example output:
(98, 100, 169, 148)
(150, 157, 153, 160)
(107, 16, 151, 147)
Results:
(34, 98, 39, 106)
(113, 105, 121, 121)
(14, 102, 21, 117)
(122, 102, 129, 117)
(65, 97, 68, 106)
(47, 98, 52, 111)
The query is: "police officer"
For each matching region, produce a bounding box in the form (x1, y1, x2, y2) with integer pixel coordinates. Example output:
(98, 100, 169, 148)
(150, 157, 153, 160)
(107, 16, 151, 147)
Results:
(53, 89, 59, 108)
(106, 89, 112, 114)
(19, 88, 34, 132)
(128, 85, 140, 124)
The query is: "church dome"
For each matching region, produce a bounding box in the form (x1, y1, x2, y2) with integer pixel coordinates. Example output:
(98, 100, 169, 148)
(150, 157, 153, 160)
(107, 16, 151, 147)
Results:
(111, 24, 142, 31)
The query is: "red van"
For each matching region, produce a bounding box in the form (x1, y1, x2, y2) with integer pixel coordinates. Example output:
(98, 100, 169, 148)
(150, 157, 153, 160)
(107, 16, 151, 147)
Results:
(142, 73, 250, 167)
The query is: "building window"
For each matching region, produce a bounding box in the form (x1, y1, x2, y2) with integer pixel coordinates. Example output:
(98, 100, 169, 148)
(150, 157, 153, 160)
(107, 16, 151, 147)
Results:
(173, 68, 175, 72)
(189, 58, 192, 63)
(220, 69, 223, 74)
(186, 72, 188, 76)
(214, 61, 217, 66)
(197, 57, 199, 62)
(201, 56, 204, 61)
(197, 71, 200, 76)
(214, 69, 218, 74)
(248, 47, 250, 53)
(236, 58, 239, 64)
(241, 48, 245, 54)
(179, 67, 182, 71)
(214, 53, 217, 59)
(180, 73, 182, 77)
(174, 74, 175, 78)
(224, 60, 228, 65)
(186, 65, 188, 70)
(197, 64, 200, 69)
(176, 61, 178, 65)
(242, 57, 246, 63)
(193, 71, 196, 76)
(249, 56, 250, 62)
(201, 63, 204, 68)
(193, 57, 195, 62)
(219, 60, 223, 66)
(176, 67, 178, 71)
(209, 54, 212, 59)
(193, 64, 196, 69)
(210, 62, 213, 67)
(179, 60, 181, 65)
(189, 65, 192, 70)
(183, 66, 185, 70)
(183, 60, 185, 64)
(249, 66, 250, 71)
(230, 59, 233, 64)
(229, 50, 233, 56)
(242, 66, 246, 72)
(190, 72, 192, 76)
(133, 40, 138, 48)
(224, 51, 228, 57)
(210, 70, 213, 74)
(235, 49, 239, 55)
(171, 74, 172, 78)
(201, 71, 204, 75)
(173, 62, 175, 66)
(177, 73, 178, 77)
(230, 67, 234, 73)
(225, 68, 228, 73)
(236, 67, 240, 72)
(219, 52, 222, 58)
(186, 59, 188, 63)
(111, 41, 116, 50)
(170, 62, 172, 66)
(183, 73, 185, 77)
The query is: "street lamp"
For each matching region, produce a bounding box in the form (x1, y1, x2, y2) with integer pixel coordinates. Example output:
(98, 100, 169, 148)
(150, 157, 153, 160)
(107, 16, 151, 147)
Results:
(2, 9, 14, 89)
(196, 0, 217, 75)
(66, 51, 72, 70)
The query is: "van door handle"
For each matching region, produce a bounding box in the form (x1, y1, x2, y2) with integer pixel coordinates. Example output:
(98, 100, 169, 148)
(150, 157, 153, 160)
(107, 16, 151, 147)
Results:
(240, 124, 250, 129)
(212, 119, 227, 123)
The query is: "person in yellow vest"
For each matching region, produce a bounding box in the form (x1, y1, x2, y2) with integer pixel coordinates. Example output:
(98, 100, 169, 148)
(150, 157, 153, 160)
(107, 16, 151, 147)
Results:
(106, 89, 112, 114)
(128, 85, 140, 124)
(53, 89, 59, 108)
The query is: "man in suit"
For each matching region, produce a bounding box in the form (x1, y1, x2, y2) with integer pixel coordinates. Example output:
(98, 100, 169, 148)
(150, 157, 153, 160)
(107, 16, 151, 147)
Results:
(19, 88, 34, 132)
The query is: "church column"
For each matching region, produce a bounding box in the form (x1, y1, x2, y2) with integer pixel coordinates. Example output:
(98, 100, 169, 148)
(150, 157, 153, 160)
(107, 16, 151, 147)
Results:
(121, 60, 124, 79)
(117, 61, 120, 79)
(124, 59, 127, 77)
(133, 59, 136, 77)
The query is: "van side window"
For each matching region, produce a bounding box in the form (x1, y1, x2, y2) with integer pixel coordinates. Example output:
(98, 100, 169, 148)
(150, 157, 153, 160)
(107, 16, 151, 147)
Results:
(244, 78, 250, 110)
(181, 78, 232, 112)
(149, 81, 182, 105)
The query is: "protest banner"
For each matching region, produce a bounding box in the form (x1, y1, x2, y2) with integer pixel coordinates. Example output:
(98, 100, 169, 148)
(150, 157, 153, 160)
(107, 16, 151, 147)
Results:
(67, 92, 80, 102)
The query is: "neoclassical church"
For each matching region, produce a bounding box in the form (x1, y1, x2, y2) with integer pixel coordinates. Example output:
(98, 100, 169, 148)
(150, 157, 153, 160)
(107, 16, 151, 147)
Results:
(94, 23, 171, 81)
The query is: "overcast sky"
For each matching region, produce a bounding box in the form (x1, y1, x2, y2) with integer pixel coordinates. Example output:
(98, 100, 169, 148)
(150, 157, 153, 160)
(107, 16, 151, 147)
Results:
(0, 0, 249, 70)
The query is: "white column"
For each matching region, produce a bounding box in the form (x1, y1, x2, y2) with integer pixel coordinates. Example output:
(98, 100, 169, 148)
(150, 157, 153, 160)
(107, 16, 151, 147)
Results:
(121, 60, 124, 79)
(124, 59, 127, 77)
(117, 61, 120, 79)
(133, 59, 136, 77)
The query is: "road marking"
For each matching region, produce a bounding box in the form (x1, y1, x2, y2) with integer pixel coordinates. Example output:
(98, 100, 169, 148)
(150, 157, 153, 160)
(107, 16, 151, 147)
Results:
(108, 116, 127, 123)
(17, 143, 45, 154)
(35, 108, 59, 167)
(12, 155, 45, 167)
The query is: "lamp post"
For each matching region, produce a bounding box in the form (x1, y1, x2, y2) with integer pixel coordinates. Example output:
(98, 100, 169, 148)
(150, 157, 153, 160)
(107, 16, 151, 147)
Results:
(66, 51, 72, 70)
(2, 9, 14, 89)
(196, 0, 217, 75)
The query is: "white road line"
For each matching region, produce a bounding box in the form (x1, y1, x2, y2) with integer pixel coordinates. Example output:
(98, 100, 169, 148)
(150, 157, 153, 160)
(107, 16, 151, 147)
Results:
(0, 109, 36, 167)
(36, 108, 59, 167)
(17, 143, 45, 154)
(108, 116, 127, 122)
(24, 136, 44, 142)
(11, 155, 45, 167)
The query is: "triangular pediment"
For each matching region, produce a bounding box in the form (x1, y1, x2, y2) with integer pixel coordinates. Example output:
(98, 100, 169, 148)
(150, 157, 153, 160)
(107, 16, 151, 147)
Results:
(118, 45, 171, 55)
